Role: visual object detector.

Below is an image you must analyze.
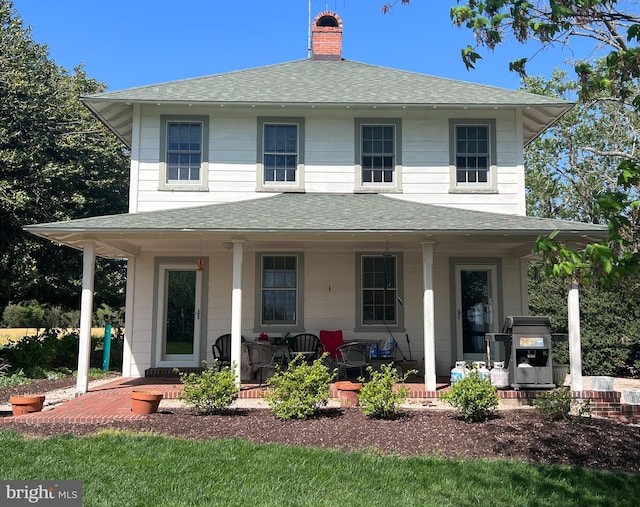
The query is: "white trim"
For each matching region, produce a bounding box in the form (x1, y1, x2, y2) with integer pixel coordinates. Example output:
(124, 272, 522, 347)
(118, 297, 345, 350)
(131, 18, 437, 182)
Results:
(155, 263, 203, 368)
(122, 257, 135, 377)
(128, 104, 141, 213)
(454, 264, 498, 362)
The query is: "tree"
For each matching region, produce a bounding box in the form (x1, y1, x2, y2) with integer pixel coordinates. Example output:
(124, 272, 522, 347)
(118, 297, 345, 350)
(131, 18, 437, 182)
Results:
(0, 0, 129, 310)
(448, 0, 640, 283)
(390, 1, 640, 283)
(523, 69, 639, 223)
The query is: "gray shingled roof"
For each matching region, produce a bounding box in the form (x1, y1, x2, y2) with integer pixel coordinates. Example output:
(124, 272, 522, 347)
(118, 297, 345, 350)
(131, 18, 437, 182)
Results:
(82, 59, 572, 148)
(27, 193, 605, 234)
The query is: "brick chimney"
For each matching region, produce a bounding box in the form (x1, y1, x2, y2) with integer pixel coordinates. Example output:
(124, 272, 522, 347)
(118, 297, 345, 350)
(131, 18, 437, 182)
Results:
(311, 12, 343, 61)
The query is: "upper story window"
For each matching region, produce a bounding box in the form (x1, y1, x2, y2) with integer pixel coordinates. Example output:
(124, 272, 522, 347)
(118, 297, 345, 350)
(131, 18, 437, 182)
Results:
(257, 117, 305, 192)
(159, 115, 209, 191)
(449, 119, 497, 193)
(167, 122, 202, 183)
(355, 118, 402, 192)
(456, 125, 489, 184)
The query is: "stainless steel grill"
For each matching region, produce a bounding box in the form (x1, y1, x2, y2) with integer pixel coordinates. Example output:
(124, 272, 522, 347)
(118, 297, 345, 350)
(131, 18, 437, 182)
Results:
(486, 316, 567, 390)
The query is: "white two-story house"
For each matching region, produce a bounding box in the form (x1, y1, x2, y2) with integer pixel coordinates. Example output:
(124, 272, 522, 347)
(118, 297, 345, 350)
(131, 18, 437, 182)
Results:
(27, 12, 606, 394)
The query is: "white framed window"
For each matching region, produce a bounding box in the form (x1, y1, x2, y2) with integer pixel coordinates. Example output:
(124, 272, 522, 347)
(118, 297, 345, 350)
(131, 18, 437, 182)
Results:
(257, 117, 305, 191)
(255, 253, 305, 332)
(355, 118, 402, 192)
(159, 116, 209, 191)
(355, 253, 404, 331)
(449, 119, 497, 192)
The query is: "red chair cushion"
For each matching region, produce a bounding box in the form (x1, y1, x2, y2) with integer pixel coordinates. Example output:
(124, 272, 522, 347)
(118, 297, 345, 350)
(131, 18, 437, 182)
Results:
(319, 330, 344, 359)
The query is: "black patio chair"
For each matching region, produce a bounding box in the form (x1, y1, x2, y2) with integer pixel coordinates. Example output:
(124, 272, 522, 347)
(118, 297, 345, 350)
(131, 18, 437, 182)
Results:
(212, 334, 247, 370)
(289, 333, 321, 364)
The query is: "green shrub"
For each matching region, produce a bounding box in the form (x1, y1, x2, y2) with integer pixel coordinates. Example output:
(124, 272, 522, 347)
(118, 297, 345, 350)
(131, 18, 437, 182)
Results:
(264, 354, 334, 420)
(2, 301, 46, 329)
(441, 370, 500, 422)
(0, 370, 31, 388)
(533, 387, 591, 421)
(2, 330, 59, 371)
(358, 363, 415, 419)
(176, 361, 239, 414)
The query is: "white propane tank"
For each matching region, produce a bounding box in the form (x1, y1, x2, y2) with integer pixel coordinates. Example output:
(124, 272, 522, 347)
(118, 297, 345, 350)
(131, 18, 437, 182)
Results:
(450, 361, 468, 384)
(473, 361, 490, 381)
(490, 361, 510, 389)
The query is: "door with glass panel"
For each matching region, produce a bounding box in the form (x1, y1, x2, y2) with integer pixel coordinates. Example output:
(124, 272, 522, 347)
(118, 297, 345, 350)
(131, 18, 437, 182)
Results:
(156, 265, 202, 367)
(455, 265, 497, 362)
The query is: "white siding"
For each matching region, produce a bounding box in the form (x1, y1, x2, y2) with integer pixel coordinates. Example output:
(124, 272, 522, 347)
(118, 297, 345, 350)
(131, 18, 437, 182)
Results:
(131, 105, 526, 215)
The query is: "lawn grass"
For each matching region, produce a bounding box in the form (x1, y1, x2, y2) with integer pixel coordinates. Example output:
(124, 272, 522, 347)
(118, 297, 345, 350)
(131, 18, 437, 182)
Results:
(1, 430, 638, 507)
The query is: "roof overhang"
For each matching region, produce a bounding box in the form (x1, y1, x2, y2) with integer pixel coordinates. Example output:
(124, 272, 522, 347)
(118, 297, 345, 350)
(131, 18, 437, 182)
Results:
(81, 97, 572, 150)
(25, 194, 607, 259)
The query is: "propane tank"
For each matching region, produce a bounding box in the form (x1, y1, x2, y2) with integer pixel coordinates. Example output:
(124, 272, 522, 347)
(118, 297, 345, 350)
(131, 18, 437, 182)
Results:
(450, 361, 468, 384)
(473, 361, 490, 381)
(490, 361, 510, 389)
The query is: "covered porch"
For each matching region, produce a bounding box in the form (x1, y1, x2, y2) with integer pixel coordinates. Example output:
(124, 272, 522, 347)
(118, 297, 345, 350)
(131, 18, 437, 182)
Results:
(24, 193, 608, 397)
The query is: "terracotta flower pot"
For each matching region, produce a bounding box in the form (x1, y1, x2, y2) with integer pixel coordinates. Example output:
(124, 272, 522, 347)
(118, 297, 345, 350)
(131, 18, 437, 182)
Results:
(130, 391, 163, 415)
(9, 394, 45, 416)
(335, 381, 363, 408)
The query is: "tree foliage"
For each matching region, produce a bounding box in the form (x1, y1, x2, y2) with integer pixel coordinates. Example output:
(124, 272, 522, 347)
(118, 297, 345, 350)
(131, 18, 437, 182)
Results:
(389, 1, 640, 283)
(0, 0, 129, 310)
(446, 0, 640, 283)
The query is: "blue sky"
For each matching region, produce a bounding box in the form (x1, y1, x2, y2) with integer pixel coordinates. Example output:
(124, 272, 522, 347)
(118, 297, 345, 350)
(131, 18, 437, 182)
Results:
(12, 0, 586, 92)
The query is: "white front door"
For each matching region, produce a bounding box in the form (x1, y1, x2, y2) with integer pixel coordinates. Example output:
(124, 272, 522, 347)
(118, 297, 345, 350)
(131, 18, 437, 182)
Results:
(455, 264, 497, 363)
(156, 264, 202, 367)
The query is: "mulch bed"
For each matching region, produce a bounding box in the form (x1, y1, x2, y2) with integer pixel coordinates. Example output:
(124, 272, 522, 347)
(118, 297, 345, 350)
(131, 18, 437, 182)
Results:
(2, 378, 640, 473)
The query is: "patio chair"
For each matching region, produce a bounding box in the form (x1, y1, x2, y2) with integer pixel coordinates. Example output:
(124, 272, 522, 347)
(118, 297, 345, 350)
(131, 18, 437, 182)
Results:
(335, 341, 370, 380)
(245, 341, 278, 385)
(212, 334, 246, 370)
(289, 333, 321, 364)
(319, 329, 345, 372)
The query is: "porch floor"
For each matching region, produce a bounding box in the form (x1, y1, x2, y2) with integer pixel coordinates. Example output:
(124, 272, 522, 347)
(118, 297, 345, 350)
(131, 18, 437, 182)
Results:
(0, 376, 547, 425)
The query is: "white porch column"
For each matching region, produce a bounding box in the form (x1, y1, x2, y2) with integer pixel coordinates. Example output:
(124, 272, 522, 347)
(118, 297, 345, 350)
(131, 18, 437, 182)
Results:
(231, 240, 244, 384)
(568, 280, 583, 391)
(121, 257, 135, 377)
(76, 241, 96, 396)
(422, 242, 437, 391)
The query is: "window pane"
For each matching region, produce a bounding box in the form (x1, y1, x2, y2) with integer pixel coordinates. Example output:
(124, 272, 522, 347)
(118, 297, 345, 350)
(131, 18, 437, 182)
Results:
(262, 256, 298, 323)
(361, 255, 397, 325)
(455, 124, 490, 185)
(166, 122, 202, 182)
(361, 125, 395, 185)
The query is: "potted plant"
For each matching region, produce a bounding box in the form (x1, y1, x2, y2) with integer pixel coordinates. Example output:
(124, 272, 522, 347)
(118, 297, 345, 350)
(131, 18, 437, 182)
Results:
(130, 390, 163, 415)
(9, 394, 46, 416)
(334, 381, 363, 408)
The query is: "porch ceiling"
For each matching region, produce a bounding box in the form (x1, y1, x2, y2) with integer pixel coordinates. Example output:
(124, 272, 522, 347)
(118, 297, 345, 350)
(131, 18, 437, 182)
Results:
(25, 193, 607, 259)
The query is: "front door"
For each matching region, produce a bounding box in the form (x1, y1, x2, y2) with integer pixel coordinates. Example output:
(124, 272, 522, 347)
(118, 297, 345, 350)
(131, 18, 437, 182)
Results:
(455, 265, 497, 362)
(156, 264, 202, 367)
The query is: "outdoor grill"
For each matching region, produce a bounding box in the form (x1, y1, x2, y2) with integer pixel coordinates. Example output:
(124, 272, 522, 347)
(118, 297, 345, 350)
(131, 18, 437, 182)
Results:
(486, 316, 567, 390)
